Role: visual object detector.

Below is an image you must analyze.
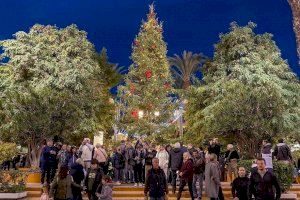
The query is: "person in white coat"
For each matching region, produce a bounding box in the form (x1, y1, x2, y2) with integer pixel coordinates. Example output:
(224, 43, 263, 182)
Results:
(79, 138, 94, 170)
(156, 145, 169, 180)
(261, 139, 273, 172)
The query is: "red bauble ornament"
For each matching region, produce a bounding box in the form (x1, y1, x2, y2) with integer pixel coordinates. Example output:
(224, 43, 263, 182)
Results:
(145, 70, 152, 79)
(131, 110, 138, 119)
(164, 83, 171, 89)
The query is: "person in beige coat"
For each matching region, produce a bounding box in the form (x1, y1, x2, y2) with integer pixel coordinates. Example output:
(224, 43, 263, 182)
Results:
(93, 143, 108, 169)
(205, 153, 221, 200)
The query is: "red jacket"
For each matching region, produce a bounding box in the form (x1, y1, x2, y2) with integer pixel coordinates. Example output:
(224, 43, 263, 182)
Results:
(180, 158, 194, 181)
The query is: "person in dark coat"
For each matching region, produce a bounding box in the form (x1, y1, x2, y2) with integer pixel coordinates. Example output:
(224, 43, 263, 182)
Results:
(134, 145, 145, 186)
(85, 159, 103, 200)
(144, 145, 157, 183)
(250, 158, 281, 200)
(208, 138, 221, 159)
(169, 142, 184, 193)
(187, 144, 196, 156)
(273, 138, 292, 163)
(177, 152, 194, 200)
(68, 146, 78, 168)
(41, 139, 57, 184)
(70, 158, 85, 200)
(124, 142, 136, 183)
(112, 148, 125, 184)
(231, 166, 250, 200)
(144, 157, 168, 199)
(192, 150, 205, 199)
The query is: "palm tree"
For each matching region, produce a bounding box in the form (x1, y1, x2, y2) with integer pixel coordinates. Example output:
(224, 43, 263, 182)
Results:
(169, 51, 206, 89)
(288, 0, 300, 66)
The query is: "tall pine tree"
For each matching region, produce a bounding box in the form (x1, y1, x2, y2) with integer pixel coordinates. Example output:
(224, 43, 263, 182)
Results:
(118, 4, 175, 138)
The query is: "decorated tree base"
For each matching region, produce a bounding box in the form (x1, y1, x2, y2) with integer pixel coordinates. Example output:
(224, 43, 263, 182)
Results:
(19, 168, 41, 184)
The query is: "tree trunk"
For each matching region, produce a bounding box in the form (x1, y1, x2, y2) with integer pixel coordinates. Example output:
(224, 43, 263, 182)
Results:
(288, 0, 300, 65)
(182, 78, 191, 90)
(236, 132, 260, 159)
(27, 138, 44, 168)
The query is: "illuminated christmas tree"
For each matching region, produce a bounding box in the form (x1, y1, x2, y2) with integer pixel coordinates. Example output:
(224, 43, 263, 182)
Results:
(118, 4, 175, 137)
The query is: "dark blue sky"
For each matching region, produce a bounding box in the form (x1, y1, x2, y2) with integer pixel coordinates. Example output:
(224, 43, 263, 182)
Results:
(0, 0, 299, 76)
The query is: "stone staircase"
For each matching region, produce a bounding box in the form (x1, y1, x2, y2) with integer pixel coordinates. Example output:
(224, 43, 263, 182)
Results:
(26, 182, 300, 200)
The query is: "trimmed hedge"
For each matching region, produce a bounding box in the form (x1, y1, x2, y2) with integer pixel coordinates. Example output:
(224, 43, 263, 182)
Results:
(238, 160, 294, 191)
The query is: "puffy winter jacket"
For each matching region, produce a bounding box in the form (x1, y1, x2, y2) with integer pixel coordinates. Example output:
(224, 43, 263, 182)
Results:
(112, 152, 125, 169)
(169, 148, 183, 170)
(144, 168, 168, 198)
(180, 158, 194, 181)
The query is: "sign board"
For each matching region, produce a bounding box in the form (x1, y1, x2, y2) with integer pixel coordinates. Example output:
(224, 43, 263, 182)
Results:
(93, 131, 104, 145)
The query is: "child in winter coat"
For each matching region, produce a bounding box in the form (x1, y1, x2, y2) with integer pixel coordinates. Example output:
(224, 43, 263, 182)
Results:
(85, 159, 103, 200)
(96, 175, 113, 200)
(40, 185, 49, 200)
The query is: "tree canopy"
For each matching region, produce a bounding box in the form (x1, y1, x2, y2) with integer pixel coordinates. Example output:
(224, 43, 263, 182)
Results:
(0, 24, 117, 165)
(185, 22, 300, 156)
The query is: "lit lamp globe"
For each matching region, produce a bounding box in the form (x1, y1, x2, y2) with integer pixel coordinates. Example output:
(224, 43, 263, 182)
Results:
(138, 110, 144, 118)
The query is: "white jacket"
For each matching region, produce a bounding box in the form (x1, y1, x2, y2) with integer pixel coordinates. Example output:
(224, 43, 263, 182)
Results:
(156, 150, 169, 169)
(81, 143, 93, 162)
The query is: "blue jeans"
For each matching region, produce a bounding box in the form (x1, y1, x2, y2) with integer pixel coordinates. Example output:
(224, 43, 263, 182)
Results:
(193, 173, 204, 198)
(114, 168, 123, 182)
(171, 170, 178, 189)
(125, 163, 134, 182)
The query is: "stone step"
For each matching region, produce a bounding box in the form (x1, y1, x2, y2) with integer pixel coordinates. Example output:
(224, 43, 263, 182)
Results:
(28, 198, 210, 200)
(27, 191, 41, 198)
(112, 186, 231, 191)
(26, 183, 300, 199)
(112, 191, 231, 198)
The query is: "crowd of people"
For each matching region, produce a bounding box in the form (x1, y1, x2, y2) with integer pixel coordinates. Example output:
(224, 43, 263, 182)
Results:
(35, 136, 297, 200)
(1, 136, 296, 200)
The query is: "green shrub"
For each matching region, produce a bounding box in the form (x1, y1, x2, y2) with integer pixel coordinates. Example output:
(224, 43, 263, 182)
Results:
(0, 142, 18, 164)
(273, 161, 294, 191)
(0, 170, 27, 193)
(238, 159, 294, 191)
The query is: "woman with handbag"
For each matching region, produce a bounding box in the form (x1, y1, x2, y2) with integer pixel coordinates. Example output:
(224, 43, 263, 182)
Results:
(93, 144, 108, 172)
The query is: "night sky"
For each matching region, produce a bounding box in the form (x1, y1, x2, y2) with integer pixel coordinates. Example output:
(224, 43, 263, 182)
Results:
(0, 0, 299, 76)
